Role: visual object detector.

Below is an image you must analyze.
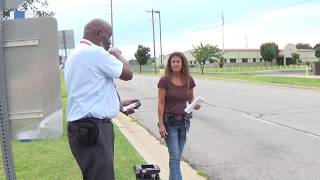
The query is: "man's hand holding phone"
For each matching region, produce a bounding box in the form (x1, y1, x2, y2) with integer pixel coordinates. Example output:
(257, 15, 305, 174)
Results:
(121, 99, 141, 116)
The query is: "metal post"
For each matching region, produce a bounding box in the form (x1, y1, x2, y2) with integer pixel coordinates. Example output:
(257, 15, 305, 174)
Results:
(146, 9, 157, 74)
(62, 30, 67, 59)
(154, 10, 162, 66)
(0, 0, 17, 179)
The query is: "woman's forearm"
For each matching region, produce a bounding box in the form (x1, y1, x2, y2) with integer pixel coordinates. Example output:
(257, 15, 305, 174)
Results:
(158, 103, 165, 124)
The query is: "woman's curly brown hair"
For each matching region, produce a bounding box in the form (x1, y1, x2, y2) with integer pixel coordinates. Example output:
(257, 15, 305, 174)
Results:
(165, 52, 190, 83)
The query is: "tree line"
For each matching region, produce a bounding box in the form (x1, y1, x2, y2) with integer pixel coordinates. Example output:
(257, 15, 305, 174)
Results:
(133, 42, 320, 74)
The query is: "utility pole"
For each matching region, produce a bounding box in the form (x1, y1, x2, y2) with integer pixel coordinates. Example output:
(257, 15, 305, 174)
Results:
(221, 12, 225, 53)
(110, 0, 114, 46)
(154, 10, 163, 67)
(146, 9, 157, 74)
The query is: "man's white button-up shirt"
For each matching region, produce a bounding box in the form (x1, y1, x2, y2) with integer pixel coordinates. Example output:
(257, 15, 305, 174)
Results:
(64, 39, 123, 122)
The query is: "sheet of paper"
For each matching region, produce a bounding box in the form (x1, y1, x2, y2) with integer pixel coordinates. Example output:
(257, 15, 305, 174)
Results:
(184, 96, 205, 113)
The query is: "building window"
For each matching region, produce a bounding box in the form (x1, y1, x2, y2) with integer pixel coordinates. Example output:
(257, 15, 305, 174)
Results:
(230, 58, 236, 63)
(242, 58, 248, 63)
(253, 58, 256, 62)
(260, 58, 263, 62)
(194, 61, 197, 64)
(189, 61, 193, 65)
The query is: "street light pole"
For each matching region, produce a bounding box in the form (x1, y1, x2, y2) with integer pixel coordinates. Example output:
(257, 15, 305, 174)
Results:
(154, 10, 163, 67)
(146, 9, 157, 74)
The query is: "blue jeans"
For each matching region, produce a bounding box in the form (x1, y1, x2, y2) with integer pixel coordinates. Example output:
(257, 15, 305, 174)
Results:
(164, 118, 190, 180)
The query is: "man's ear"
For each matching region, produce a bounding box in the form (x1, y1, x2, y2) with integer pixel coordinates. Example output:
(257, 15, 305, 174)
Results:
(94, 30, 102, 40)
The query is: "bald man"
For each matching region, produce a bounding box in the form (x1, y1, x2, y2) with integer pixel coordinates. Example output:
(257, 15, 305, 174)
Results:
(64, 18, 133, 180)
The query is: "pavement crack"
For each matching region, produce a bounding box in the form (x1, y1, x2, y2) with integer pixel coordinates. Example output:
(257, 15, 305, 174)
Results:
(203, 102, 248, 114)
(260, 111, 319, 116)
(261, 105, 317, 115)
(202, 103, 320, 139)
(245, 113, 320, 139)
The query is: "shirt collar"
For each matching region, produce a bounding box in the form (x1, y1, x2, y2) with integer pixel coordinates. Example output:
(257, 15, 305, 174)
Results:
(80, 39, 94, 46)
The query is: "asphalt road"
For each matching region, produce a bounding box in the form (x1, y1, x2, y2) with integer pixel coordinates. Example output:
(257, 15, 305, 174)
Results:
(116, 75, 320, 180)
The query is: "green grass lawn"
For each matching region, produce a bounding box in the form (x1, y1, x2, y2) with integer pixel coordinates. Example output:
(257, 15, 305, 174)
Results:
(189, 64, 306, 74)
(133, 69, 320, 89)
(192, 74, 320, 88)
(132, 64, 307, 74)
(0, 75, 145, 180)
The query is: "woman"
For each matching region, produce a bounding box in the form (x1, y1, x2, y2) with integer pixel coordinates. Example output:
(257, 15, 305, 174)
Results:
(157, 52, 200, 180)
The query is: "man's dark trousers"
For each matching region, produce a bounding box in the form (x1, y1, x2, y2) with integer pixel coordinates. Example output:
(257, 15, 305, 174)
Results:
(67, 117, 114, 180)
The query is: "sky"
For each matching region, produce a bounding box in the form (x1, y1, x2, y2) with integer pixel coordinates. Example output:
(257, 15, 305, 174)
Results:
(47, 0, 320, 59)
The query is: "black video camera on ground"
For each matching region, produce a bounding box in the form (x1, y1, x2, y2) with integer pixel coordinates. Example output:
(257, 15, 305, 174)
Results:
(134, 164, 160, 180)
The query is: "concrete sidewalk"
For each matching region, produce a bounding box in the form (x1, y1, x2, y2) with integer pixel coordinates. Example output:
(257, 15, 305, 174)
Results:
(113, 113, 206, 180)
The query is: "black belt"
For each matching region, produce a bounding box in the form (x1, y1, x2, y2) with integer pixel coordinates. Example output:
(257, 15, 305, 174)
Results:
(70, 117, 111, 124)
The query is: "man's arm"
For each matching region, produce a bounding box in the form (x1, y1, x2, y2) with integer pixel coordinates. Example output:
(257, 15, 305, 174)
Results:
(109, 47, 133, 81)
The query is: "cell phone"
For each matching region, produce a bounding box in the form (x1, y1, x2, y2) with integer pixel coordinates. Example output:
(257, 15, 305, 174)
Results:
(122, 100, 141, 112)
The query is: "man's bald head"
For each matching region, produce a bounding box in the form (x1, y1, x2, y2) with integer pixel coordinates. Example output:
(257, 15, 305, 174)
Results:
(83, 18, 112, 49)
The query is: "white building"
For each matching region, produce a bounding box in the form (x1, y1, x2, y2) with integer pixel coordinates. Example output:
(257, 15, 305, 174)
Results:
(162, 44, 318, 66)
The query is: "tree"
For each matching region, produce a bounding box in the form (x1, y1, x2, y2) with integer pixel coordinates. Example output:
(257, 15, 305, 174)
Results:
(296, 43, 312, 49)
(260, 42, 279, 64)
(3, 0, 54, 19)
(314, 43, 320, 49)
(134, 45, 151, 74)
(191, 43, 222, 74)
(291, 52, 300, 64)
(315, 48, 320, 61)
